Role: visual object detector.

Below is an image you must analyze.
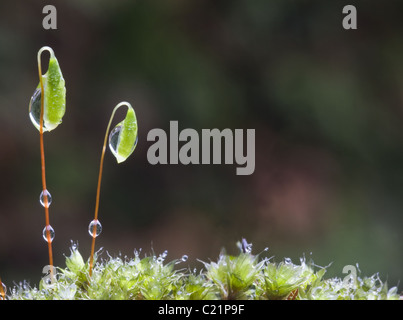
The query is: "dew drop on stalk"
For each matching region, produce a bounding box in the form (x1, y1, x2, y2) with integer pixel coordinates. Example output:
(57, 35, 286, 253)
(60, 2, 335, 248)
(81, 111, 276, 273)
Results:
(88, 219, 102, 237)
(29, 88, 49, 132)
(175, 254, 189, 265)
(42, 225, 55, 243)
(39, 189, 52, 207)
(257, 247, 269, 256)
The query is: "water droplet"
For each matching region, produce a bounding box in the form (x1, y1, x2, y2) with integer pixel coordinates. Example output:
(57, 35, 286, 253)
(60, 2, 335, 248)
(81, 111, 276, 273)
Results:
(257, 247, 269, 256)
(70, 240, 78, 252)
(88, 219, 102, 237)
(241, 238, 252, 254)
(42, 225, 55, 243)
(108, 124, 138, 163)
(109, 125, 121, 153)
(157, 250, 168, 263)
(175, 254, 189, 264)
(29, 88, 49, 132)
(284, 257, 292, 264)
(134, 248, 142, 259)
(39, 189, 52, 207)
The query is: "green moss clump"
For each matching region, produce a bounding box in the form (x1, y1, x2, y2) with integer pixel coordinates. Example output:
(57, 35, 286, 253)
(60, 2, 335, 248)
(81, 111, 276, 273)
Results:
(5, 241, 401, 300)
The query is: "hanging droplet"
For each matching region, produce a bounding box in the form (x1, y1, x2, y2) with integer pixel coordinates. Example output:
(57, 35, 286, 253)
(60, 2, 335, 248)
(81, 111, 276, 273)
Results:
(108, 125, 121, 154)
(42, 225, 55, 243)
(109, 124, 138, 163)
(88, 219, 102, 237)
(29, 88, 49, 132)
(39, 189, 52, 207)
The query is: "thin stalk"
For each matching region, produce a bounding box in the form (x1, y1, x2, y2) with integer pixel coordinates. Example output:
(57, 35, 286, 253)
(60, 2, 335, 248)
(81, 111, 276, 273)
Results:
(0, 277, 5, 300)
(37, 47, 54, 281)
(89, 102, 132, 277)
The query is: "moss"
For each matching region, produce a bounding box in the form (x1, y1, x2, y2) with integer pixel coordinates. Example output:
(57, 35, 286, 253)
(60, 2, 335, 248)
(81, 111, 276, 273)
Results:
(5, 240, 401, 300)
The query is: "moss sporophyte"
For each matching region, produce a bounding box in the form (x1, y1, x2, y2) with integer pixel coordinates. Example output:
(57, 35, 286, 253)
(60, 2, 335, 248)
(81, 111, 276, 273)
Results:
(0, 46, 401, 300)
(88, 101, 138, 277)
(28, 46, 66, 280)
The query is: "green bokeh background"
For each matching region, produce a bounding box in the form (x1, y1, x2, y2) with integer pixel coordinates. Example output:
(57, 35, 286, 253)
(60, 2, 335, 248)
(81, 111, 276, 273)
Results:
(0, 0, 402, 290)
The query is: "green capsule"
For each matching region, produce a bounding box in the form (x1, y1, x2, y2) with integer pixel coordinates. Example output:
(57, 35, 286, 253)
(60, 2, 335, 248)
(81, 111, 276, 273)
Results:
(108, 106, 138, 163)
(29, 46, 66, 132)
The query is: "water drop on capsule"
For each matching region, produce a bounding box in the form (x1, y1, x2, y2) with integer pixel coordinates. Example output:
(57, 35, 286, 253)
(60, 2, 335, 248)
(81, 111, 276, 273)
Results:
(108, 125, 121, 155)
(108, 123, 138, 163)
(88, 219, 102, 237)
(39, 189, 52, 207)
(29, 88, 49, 132)
(42, 225, 55, 243)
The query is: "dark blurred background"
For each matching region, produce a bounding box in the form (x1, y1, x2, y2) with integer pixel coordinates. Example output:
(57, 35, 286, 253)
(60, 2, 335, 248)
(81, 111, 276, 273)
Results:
(0, 0, 402, 289)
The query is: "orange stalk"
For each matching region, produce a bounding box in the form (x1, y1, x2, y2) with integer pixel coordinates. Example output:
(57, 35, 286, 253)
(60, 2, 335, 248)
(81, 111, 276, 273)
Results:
(88, 142, 106, 276)
(37, 49, 54, 280)
(0, 277, 5, 300)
